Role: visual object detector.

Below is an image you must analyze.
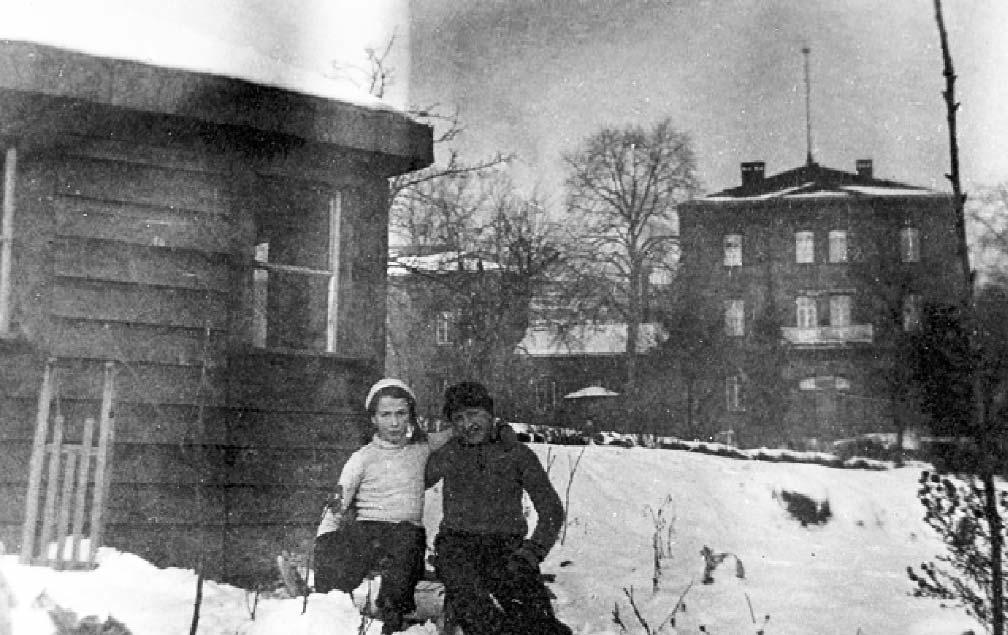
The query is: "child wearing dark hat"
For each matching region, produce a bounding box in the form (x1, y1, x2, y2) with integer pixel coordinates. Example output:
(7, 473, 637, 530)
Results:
(426, 381, 572, 635)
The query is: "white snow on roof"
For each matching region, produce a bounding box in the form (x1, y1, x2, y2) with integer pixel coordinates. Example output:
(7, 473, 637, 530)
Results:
(704, 183, 941, 202)
(517, 322, 662, 357)
(786, 191, 852, 198)
(388, 251, 502, 276)
(704, 183, 814, 201)
(563, 385, 620, 399)
(0, 1, 407, 111)
(839, 185, 939, 196)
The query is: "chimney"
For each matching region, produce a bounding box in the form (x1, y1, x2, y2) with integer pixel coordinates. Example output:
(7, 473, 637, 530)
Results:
(741, 161, 765, 190)
(856, 159, 873, 181)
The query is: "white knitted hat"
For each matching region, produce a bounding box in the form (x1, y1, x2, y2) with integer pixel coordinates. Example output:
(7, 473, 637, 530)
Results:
(364, 378, 416, 411)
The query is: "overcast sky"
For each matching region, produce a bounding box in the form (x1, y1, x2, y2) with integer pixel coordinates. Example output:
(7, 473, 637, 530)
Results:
(409, 0, 1008, 202)
(2, 0, 1005, 203)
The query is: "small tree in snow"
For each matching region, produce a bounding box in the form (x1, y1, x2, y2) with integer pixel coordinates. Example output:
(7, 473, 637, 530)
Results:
(909, 470, 1008, 630)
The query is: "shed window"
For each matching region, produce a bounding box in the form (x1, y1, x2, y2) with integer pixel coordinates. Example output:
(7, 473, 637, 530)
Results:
(723, 234, 742, 267)
(0, 148, 15, 334)
(900, 227, 920, 263)
(828, 230, 848, 263)
(795, 231, 814, 263)
(724, 299, 745, 336)
(252, 191, 343, 351)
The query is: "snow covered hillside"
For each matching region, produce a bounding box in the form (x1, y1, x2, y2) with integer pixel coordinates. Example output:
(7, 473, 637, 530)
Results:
(1, 444, 983, 634)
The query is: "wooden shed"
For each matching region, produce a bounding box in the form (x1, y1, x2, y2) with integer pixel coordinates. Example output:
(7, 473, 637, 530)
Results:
(0, 41, 433, 584)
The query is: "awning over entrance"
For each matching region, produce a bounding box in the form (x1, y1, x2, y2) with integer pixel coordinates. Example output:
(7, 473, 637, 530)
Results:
(564, 385, 620, 399)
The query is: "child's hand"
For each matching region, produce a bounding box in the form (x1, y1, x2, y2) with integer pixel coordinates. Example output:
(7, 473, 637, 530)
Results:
(316, 507, 343, 536)
(316, 487, 352, 536)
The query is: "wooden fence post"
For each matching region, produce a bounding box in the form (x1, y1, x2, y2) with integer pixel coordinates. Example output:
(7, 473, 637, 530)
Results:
(19, 358, 54, 564)
(87, 362, 116, 567)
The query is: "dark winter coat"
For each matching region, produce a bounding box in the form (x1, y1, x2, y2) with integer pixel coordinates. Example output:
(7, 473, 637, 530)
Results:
(425, 436, 564, 555)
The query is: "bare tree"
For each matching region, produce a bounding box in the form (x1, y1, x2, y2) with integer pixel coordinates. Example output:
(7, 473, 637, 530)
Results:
(907, 4, 1006, 633)
(969, 184, 1008, 287)
(337, 30, 513, 235)
(388, 172, 565, 388)
(563, 118, 699, 386)
(935, 3, 1003, 630)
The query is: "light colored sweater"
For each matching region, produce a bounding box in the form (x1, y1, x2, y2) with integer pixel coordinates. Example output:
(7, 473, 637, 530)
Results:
(337, 435, 431, 525)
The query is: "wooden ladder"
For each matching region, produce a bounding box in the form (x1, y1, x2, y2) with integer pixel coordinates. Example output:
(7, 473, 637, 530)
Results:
(19, 359, 117, 569)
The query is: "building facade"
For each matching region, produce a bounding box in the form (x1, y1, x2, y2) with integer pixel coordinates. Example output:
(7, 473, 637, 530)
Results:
(0, 41, 432, 583)
(384, 251, 500, 423)
(678, 159, 962, 448)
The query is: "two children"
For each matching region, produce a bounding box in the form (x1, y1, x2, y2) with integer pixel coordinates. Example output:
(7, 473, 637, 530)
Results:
(316, 378, 570, 634)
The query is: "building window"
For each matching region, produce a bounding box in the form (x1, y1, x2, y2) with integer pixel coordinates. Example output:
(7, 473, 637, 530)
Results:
(828, 230, 848, 263)
(723, 234, 742, 267)
(726, 375, 744, 412)
(796, 296, 817, 328)
(903, 294, 922, 331)
(799, 376, 851, 391)
(0, 148, 15, 334)
(900, 227, 920, 263)
(724, 299, 745, 336)
(436, 311, 453, 345)
(829, 295, 851, 327)
(795, 231, 814, 263)
(252, 191, 343, 351)
(535, 379, 557, 412)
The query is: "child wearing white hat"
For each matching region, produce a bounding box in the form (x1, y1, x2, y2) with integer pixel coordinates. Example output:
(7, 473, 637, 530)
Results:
(314, 378, 441, 634)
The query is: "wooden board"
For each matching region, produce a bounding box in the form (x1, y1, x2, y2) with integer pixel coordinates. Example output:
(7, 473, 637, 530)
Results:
(58, 132, 237, 177)
(53, 197, 242, 254)
(0, 357, 229, 404)
(50, 280, 231, 329)
(0, 400, 366, 447)
(227, 351, 376, 412)
(0, 443, 348, 489)
(228, 410, 365, 449)
(53, 156, 235, 215)
(104, 483, 333, 525)
(54, 237, 235, 292)
(51, 320, 230, 368)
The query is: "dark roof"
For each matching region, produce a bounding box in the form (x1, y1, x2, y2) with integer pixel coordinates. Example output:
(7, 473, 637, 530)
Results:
(703, 161, 942, 201)
(0, 40, 434, 172)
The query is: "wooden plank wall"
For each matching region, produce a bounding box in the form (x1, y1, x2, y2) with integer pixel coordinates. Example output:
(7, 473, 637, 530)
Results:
(0, 132, 380, 584)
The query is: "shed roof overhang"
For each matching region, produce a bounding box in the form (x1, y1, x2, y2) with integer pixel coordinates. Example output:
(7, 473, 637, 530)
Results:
(0, 40, 434, 177)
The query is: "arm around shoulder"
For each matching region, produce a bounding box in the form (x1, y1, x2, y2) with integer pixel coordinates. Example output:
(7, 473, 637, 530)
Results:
(425, 444, 447, 489)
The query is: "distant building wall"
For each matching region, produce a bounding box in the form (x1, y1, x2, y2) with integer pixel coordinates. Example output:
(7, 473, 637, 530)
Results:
(678, 161, 962, 448)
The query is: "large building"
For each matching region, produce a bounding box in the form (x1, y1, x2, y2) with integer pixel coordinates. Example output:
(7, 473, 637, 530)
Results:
(678, 158, 963, 448)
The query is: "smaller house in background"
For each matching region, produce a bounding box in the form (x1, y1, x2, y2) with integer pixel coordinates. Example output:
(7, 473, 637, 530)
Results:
(385, 249, 502, 422)
(511, 322, 663, 431)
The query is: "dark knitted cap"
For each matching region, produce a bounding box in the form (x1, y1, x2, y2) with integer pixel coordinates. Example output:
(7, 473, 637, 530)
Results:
(442, 381, 494, 420)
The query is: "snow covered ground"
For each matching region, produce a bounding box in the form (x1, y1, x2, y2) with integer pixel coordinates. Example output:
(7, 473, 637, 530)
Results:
(0, 444, 983, 634)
